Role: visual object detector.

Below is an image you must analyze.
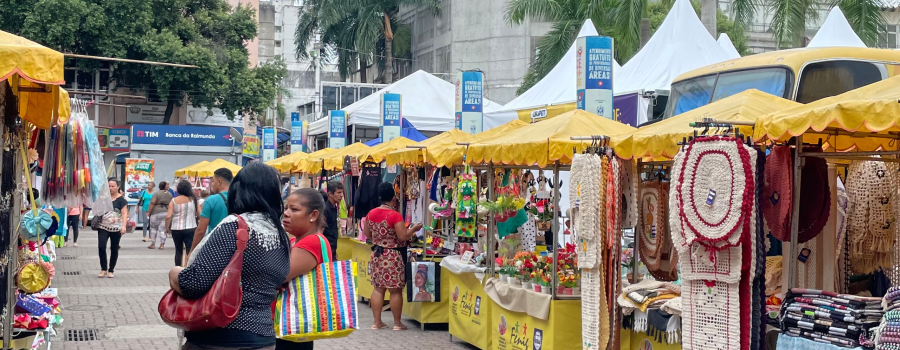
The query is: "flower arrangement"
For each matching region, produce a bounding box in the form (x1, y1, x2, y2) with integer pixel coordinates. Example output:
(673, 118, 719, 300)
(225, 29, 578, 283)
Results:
(514, 251, 536, 282)
(527, 199, 554, 230)
(538, 271, 552, 287)
(559, 271, 577, 288)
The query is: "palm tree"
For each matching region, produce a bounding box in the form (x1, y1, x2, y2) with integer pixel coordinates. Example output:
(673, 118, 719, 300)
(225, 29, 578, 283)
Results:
(730, 0, 885, 48)
(837, 0, 885, 47)
(295, 0, 438, 84)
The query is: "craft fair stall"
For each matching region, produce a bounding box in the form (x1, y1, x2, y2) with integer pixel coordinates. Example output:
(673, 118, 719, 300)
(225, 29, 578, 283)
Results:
(749, 75, 900, 349)
(173, 158, 242, 193)
(0, 30, 77, 350)
(289, 148, 337, 189)
(464, 109, 635, 350)
(609, 89, 801, 350)
(382, 129, 476, 328)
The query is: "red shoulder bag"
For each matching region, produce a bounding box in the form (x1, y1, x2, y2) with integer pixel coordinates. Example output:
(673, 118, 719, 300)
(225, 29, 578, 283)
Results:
(158, 215, 248, 331)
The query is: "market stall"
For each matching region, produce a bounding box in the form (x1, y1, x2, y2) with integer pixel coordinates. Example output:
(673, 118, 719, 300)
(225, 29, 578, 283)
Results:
(464, 109, 635, 350)
(0, 29, 73, 350)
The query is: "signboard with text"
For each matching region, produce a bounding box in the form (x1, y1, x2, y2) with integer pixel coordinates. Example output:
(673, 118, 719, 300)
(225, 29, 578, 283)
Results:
(124, 159, 155, 204)
(131, 124, 241, 147)
(290, 112, 307, 153)
(329, 110, 346, 149)
(98, 127, 130, 151)
(242, 134, 259, 158)
(576, 36, 615, 119)
(186, 106, 244, 128)
(380, 93, 402, 142)
(262, 127, 276, 161)
(126, 105, 166, 124)
(455, 71, 483, 134)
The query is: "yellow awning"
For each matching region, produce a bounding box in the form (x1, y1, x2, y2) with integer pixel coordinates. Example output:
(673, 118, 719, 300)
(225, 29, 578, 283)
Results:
(615, 90, 801, 160)
(174, 160, 210, 177)
(191, 159, 242, 178)
(320, 143, 371, 172)
(266, 152, 310, 174)
(293, 148, 343, 174)
(467, 109, 636, 167)
(514, 103, 577, 123)
(430, 120, 530, 167)
(753, 74, 900, 151)
(1, 31, 70, 129)
(385, 129, 471, 166)
(358, 137, 419, 164)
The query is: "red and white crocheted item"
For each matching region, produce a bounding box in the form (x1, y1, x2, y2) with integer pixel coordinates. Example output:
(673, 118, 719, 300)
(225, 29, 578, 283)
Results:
(671, 136, 755, 251)
(682, 279, 741, 350)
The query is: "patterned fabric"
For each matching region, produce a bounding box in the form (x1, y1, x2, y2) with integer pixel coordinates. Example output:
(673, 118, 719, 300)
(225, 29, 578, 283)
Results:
(518, 213, 537, 252)
(170, 200, 198, 231)
(367, 208, 406, 289)
(275, 260, 358, 342)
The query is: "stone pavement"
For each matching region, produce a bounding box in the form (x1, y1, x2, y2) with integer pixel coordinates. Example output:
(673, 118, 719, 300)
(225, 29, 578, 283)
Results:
(52, 228, 478, 350)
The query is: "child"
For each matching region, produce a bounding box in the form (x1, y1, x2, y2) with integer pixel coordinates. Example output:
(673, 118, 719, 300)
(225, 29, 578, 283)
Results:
(198, 189, 209, 210)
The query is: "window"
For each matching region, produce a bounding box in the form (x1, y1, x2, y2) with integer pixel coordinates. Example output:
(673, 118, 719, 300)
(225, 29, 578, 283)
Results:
(359, 87, 377, 99)
(796, 61, 884, 103)
(435, 45, 451, 73)
(416, 51, 433, 72)
(322, 86, 338, 112)
(340, 86, 356, 108)
(416, 9, 434, 43)
(878, 25, 899, 49)
(437, 0, 451, 35)
(275, 26, 282, 33)
(275, 40, 282, 48)
(664, 68, 791, 118)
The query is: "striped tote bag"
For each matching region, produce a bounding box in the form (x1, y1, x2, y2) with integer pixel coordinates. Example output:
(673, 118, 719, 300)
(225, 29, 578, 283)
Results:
(275, 236, 358, 342)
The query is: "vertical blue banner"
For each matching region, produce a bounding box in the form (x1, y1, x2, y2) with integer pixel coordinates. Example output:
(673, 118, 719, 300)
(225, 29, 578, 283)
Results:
(380, 93, 402, 142)
(290, 112, 306, 153)
(262, 127, 276, 161)
(576, 36, 615, 119)
(455, 71, 483, 134)
(329, 110, 346, 149)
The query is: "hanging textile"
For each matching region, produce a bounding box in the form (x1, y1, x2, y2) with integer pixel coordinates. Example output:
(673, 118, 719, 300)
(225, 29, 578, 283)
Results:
(354, 162, 382, 220)
(638, 180, 678, 281)
(847, 160, 895, 274)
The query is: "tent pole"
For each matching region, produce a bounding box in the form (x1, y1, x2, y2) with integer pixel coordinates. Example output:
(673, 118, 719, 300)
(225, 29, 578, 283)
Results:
(632, 159, 642, 284)
(487, 163, 495, 277)
(552, 162, 560, 299)
(787, 137, 804, 290)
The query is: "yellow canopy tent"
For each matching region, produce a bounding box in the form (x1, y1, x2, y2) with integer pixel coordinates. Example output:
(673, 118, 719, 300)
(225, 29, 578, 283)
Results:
(430, 120, 530, 167)
(319, 143, 371, 173)
(357, 137, 419, 164)
(466, 109, 636, 167)
(753, 74, 900, 152)
(174, 160, 210, 177)
(266, 152, 310, 173)
(614, 90, 801, 160)
(385, 128, 471, 166)
(191, 159, 242, 178)
(1, 30, 70, 129)
(293, 148, 343, 174)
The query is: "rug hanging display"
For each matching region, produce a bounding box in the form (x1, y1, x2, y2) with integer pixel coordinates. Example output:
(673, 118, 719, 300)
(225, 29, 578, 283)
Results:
(846, 159, 896, 274)
(639, 180, 677, 281)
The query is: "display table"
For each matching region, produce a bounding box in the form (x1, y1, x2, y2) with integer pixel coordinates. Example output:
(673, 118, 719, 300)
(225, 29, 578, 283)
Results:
(489, 294, 582, 350)
(337, 236, 354, 261)
(349, 239, 387, 302)
(402, 261, 450, 327)
(447, 271, 492, 349)
(619, 329, 681, 350)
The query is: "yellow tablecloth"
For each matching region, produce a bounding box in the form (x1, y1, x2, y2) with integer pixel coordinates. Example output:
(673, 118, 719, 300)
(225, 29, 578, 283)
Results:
(349, 240, 387, 302)
(337, 236, 354, 261)
(402, 262, 450, 325)
(448, 271, 492, 349)
(490, 297, 581, 350)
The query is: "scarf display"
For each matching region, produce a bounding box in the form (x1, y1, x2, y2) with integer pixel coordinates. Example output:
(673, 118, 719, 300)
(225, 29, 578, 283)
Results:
(847, 160, 896, 274)
(780, 288, 884, 348)
(669, 136, 759, 350)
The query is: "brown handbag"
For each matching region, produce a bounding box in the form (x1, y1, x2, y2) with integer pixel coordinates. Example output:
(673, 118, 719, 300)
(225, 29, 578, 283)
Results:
(158, 215, 248, 331)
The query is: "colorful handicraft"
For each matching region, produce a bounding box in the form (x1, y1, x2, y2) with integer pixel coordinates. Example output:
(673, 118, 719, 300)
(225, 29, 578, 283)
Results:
(639, 180, 678, 281)
(455, 166, 477, 243)
(846, 160, 896, 274)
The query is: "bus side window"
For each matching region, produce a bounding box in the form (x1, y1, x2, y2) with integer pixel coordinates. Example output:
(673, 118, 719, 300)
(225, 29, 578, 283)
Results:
(796, 61, 884, 104)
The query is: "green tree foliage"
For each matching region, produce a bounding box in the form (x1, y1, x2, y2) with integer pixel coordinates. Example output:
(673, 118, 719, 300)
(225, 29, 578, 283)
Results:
(1, 0, 286, 124)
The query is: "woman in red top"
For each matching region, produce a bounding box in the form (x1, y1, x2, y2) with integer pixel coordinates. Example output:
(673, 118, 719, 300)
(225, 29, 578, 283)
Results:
(277, 188, 331, 350)
(366, 183, 422, 331)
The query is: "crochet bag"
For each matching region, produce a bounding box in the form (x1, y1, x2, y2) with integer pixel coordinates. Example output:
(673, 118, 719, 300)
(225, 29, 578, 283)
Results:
(275, 235, 358, 342)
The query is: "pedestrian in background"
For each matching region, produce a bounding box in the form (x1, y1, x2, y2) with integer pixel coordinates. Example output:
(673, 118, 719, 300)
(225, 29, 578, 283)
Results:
(169, 162, 290, 350)
(276, 188, 330, 350)
(365, 183, 422, 331)
(67, 206, 80, 247)
(191, 168, 233, 253)
(148, 181, 173, 250)
(97, 179, 128, 278)
(323, 181, 343, 257)
(166, 181, 200, 267)
(138, 182, 156, 242)
(199, 189, 210, 209)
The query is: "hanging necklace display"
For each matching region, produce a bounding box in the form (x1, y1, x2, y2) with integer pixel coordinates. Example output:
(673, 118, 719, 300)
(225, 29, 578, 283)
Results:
(847, 159, 896, 274)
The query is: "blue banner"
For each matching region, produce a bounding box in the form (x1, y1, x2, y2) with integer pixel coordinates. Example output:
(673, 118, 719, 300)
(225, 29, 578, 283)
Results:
(576, 36, 615, 119)
(290, 112, 306, 153)
(381, 93, 402, 142)
(131, 124, 241, 147)
(329, 110, 346, 149)
(455, 71, 483, 134)
(262, 127, 277, 161)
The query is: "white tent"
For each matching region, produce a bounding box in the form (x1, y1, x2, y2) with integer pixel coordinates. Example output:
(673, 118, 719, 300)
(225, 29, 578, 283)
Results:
(808, 7, 867, 48)
(718, 33, 741, 59)
(309, 70, 503, 135)
(615, 0, 733, 93)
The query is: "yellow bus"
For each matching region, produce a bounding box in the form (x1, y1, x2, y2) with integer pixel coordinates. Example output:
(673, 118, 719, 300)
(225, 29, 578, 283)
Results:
(663, 47, 900, 119)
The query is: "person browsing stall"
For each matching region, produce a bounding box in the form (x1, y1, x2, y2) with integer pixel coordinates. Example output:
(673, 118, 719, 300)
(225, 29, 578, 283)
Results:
(190, 168, 233, 253)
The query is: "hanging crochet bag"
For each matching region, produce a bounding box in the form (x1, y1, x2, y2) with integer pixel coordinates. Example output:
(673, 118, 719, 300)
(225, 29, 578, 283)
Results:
(275, 236, 358, 342)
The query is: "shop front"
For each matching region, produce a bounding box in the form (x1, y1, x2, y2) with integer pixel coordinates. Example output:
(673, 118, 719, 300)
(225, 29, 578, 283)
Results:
(129, 124, 243, 184)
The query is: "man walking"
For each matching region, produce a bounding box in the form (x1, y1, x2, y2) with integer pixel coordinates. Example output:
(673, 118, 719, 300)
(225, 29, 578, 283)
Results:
(190, 168, 233, 253)
(324, 181, 343, 257)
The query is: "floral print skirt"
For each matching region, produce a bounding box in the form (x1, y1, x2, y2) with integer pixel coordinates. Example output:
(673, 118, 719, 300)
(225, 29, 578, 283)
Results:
(370, 250, 406, 289)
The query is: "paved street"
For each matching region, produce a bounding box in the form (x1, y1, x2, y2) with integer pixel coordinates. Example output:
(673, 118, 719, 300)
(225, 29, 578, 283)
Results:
(53, 228, 476, 350)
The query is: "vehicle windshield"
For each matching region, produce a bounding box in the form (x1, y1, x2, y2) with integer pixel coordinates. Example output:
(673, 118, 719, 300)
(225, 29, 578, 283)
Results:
(664, 67, 790, 118)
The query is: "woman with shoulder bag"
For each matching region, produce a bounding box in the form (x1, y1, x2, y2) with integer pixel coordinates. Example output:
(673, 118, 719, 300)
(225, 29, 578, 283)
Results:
(98, 179, 129, 278)
(167, 162, 291, 350)
(166, 181, 200, 267)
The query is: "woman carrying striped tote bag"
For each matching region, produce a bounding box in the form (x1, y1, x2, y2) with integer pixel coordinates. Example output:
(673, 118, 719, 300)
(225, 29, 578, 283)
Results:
(275, 235, 358, 342)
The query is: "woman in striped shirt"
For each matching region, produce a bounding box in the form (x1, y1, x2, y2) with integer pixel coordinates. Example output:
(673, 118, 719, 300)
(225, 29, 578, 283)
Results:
(166, 180, 200, 267)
